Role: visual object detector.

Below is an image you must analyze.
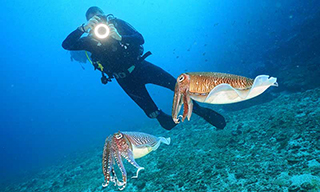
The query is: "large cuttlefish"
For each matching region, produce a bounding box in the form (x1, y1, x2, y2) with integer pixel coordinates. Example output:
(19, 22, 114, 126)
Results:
(172, 72, 278, 123)
(102, 131, 170, 190)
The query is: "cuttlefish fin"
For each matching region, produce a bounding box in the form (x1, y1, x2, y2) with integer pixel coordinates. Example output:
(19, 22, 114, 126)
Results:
(246, 75, 278, 99)
(205, 75, 277, 104)
(205, 83, 239, 104)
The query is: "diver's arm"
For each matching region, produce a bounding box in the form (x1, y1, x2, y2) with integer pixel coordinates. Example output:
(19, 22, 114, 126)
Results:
(62, 17, 101, 51)
(62, 28, 96, 52)
(116, 19, 145, 45)
(62, 28, 85, 50)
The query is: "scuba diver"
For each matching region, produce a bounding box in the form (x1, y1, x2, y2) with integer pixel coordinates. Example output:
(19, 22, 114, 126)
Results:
(62, 6, 226, 130)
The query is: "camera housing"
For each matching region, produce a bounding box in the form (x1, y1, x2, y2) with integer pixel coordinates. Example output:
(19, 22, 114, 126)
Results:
(93, 14, 115, 39)
(97, 14, 115, 24)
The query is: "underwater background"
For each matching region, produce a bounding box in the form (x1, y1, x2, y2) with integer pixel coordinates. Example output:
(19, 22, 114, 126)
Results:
(1, 0, 320, 191)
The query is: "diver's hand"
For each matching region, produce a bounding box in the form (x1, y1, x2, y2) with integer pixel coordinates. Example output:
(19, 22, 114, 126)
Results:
(79, 16, 101, 33)
(109, 24, 122, 41)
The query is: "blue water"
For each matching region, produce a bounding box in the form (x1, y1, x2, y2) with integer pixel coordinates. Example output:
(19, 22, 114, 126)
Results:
(0, 0, 319, 186)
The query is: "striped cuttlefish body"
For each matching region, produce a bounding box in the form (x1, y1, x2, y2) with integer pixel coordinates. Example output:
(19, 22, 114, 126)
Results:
(102, 131, 170, 191)
(172, 72, 278, 123)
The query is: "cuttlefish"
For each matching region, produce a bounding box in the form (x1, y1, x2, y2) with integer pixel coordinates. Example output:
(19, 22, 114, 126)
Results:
(102, 131, 171, 190)
(172, 72, 278, 123)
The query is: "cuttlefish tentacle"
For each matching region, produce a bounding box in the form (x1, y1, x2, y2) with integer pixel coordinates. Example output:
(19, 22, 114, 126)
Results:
(172, 83, 183, 123)
(114, 150, 127, 190)
(121, 149, 145, 178)
(102, 136, 112, 187)
(181, 93, 190, 122)
(187, 95, 193, 121)
(181, 91, 193, 122)
(105, 138, 121, 187)
(111, 166, 119, 186)
(102, 152, 112, 187)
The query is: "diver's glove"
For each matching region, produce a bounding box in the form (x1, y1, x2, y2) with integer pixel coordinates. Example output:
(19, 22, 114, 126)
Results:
(79, 16, 101, 33)
(109, 24, 122, 41)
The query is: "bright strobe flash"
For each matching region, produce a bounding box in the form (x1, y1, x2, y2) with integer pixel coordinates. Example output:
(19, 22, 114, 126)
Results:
(94, 24, 110, 39)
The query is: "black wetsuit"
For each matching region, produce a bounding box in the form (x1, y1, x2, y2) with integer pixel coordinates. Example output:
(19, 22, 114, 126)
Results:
(62, 17, 226, 130)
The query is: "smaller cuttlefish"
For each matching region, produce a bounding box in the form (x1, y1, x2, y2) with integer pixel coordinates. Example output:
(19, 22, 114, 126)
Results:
(102, 131, 170, 190)
(172, 72, 278, 123)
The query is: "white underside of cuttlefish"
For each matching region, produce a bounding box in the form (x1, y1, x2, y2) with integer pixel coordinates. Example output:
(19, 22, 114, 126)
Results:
(172, 72, 278, 123)
(102, 131, 170, 191)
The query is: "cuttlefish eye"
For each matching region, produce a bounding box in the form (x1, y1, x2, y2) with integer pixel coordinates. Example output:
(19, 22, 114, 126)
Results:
(115, 133, 123, 139)
(178, 75, 185, 82)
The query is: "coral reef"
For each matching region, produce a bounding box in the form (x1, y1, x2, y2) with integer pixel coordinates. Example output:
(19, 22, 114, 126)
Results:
(1, 88, 320, 191)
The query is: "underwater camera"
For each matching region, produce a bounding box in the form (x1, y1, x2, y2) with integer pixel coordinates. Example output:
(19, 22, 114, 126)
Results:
(94, 14, 115, 39)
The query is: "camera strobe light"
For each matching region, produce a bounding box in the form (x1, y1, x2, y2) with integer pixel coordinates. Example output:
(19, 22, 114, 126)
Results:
(94, 24, 110, 39)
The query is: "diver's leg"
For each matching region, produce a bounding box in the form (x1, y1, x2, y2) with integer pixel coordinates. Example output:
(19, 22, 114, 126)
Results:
(192, 103, 226, 129)
(139, 61, 176, 91)
(135, 60, 180, 128)
(118, 81, 176, 130)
